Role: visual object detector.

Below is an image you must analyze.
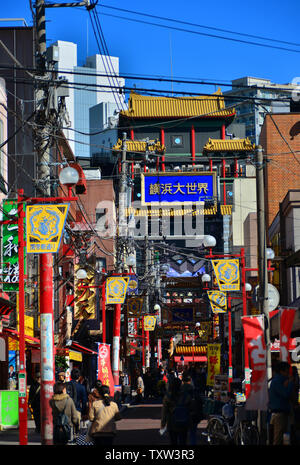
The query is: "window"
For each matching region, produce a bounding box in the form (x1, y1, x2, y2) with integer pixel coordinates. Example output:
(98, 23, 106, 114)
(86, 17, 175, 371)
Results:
(171, 135, 184, 147)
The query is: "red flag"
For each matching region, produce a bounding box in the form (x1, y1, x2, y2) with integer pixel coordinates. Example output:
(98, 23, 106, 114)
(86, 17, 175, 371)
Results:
(242, 315, 268, 410)
(280, 308, 296, 363)
(97, 343, 115, 397)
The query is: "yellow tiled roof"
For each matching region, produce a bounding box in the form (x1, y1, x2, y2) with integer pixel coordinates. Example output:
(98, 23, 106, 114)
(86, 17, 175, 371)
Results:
(203, 138, 255, 152)
(120, 90, 236, 119)
(112, 139, 165, 153)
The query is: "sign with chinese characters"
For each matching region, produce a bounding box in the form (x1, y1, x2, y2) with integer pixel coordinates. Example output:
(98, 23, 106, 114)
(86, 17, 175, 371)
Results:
(127, 275, 139, 295)
(207, 344, 221, 386)
(141, 172, 216, 206)
(97, 343, 114, 396)
(106, 276, 130, 304)
(241, 315, 268, 411)
(74, 265, 96, 320)
(207, 291, 227, 313)
(127, 297, 143, 317)
(144, 315, 157, 331)
(279, 308, 296, 363)
(2, 200, 25, 291)
(212, 259, 240, 291)
(0, 390, 19, 427)
(197, 321, 212, 342)
(26, 203, 69, 253)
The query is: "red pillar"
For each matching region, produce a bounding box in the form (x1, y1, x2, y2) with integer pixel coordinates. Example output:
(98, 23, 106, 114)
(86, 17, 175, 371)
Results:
(222, 159, 226, 205)
(112, 303, 121, 385)
(234, 158, 239, 178)
(160, 128, 165, 172)
(191, 125, 195, 167)
(221, 124, 226, 140)
(241, 248, 251, 398)
(209, 159, 213, 171)
(130, 128, 134, 141)
(39, 253, 54, 445)
(17, 189, 28, 445)
(102, 274, 106, 344)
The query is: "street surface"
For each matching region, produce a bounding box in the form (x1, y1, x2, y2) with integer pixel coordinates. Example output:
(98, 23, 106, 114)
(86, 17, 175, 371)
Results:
(0, 398, 207, 446)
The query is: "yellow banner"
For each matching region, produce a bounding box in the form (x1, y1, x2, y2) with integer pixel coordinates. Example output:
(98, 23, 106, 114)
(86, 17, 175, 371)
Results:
(74, 265, 96, 320)
(26, 204, 69, 254)
(207, 290, 227, 313)
(144, 315, 157, 331)
(127, 297, 144, 317)
(197, 321, 212, 342)
(106, 277, 130, 304)
(207, 344, 221, 386)
(212, 259, 240, 291)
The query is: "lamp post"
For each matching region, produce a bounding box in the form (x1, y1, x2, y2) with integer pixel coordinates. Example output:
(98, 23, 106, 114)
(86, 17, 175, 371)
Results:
(12, 166, 79, 445)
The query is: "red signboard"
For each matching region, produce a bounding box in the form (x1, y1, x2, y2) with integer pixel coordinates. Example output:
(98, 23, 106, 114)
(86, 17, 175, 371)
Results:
(242, 315, 268, 411)
(97, 343, 114, 397)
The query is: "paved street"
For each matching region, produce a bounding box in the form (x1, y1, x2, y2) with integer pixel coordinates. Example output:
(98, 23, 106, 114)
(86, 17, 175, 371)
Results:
(0, 398, 207, 446)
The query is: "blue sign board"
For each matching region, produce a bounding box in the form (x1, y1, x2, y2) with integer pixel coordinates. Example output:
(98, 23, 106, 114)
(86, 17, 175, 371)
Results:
(141, 172, 216, 206)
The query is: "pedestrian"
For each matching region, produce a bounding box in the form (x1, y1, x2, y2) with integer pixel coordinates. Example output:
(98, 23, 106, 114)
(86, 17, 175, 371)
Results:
(88, 382, 122, 445)
(161, 377, 192, 446)
(136, 371, 144, 403)
(269, 361, 294, 445)
(28, 372, 41, 433)
(50, 381, 80, 445)
(57, 371, 66, 383)
(66, 368, 88, 422)
(181, 372, 203, 445)
(144, 368, 152, 400)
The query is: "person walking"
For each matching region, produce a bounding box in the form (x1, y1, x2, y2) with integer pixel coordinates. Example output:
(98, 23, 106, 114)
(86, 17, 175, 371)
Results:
(182, 373, 203, 445)
(269, 361, 294, 445)
(88, 382, 121, 445)
(28, 372, 41, 433)
(50, 381, 80, 445)
(136, 371, 144, 403)
(161, 377, 192, 446)
(66, 368, 88, 422)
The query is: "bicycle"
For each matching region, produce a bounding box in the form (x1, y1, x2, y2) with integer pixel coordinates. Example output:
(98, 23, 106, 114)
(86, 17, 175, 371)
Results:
(204, 400, 260, 445)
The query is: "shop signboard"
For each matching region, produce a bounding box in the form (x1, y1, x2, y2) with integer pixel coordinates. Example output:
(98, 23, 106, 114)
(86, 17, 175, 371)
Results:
(106, 277, 130, 304)
(97, 343, 114, 397)
(0, 390, 19, 427)
(141, 172, 216, 206)
(2, 200, 26, 291)
(207, 344, 221, 386)
(212, 259, 240, 291)
(26, 203, 69, 253)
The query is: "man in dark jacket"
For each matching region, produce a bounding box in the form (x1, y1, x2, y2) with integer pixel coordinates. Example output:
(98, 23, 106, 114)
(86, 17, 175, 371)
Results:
(28, 372, 41, 433)
(67, 368, 88, 421)
(269, 361, 293, 445)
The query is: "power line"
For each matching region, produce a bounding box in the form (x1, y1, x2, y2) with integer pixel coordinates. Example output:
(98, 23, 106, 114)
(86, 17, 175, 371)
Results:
(99, 11, 300, 55)
(98, 3, 300, 49)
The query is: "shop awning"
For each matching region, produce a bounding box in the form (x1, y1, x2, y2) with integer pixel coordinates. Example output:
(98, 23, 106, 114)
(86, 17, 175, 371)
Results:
(3, 327, 40, 347)
(69, 341, 98, 355)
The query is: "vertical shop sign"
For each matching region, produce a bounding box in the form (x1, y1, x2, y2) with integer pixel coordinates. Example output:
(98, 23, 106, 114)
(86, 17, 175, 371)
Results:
(207, 344, 221, 386)
(280, 308, 296, 363)
(97, 343, 114, 396)
(242, 315, 268, 410)
(2, 200, 25, 291)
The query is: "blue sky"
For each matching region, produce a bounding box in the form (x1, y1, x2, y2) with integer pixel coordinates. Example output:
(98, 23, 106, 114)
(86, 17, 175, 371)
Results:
(2, 1, 300, 98)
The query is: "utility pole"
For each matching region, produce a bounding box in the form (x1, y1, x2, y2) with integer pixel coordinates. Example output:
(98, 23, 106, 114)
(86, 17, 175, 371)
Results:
(112, 132, 127, 384)
(34, 0, 93, 444)
(256, 144, 272, 381)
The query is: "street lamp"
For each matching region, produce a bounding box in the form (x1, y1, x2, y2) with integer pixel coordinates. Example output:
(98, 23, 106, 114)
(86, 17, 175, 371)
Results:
(76, 268, 88, 280)
(266, 248, 275, 260)
(59, 166, 79, 197)
(203, 235, 216, 248)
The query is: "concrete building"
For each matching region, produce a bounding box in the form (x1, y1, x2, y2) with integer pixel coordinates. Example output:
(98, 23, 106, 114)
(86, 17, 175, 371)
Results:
(225, 76, 299, 144)
(52, 40, 125, 158)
